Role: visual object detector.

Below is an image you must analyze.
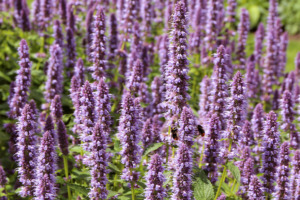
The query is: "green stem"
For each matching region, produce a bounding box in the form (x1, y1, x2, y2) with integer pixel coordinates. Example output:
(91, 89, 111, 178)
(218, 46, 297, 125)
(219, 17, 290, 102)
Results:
(63, 155, 71, 200)
(130, 168, 136, 200)
(231, 179, 236, 192)
(198, 143, 205, 168)
(166, 126, 171, 164)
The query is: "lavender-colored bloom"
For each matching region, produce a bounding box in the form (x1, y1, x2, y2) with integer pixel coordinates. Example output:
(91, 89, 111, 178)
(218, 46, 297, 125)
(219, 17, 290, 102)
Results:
(0, 165, 7, 187)
(44, 44, 63, 105)
(40, 0, 53, 29)
(261, 111, 280, 195)
(254, 23, 265, 66)
(50, 95, 63, 123)
(198, 76, 211, 125)
(122, 0, 139, 35)
(240, 120, 255, 147)
(241, 158, 254, 195)
(236, 146, 252, 170)
(272, 89, 280, 111)
(32, 0, 41, 30)
(217, 195, 226, 200)
(53, 20, 64, 48)
(116, 0, 125, 22)
(158, 35, 169, 81)
(225, 71, 247, 143)
(164, 1, 190, 117)
(142, 118, 153, 149)
(138, 82, 152, 119)
(291, 150, 300, 200)
(86, 6, 95, 58)
(59, 0, 67, 25)
(74, 58, 85, 86)
(248, 175, 264, 200)
(178, 106, 196, 148)
(225, 0, 237, 24)
(274, 142, 290, 199)
(236, 8, 250, 68)
(127, 59, 143, 94)
(108, 13, 118, 61)
(251, 103, 265, 141)
(277, 32, 288, 78)
(210, 45, 229, 129)
(9, 39, 32, 119)
(67, 4, 75, 32)
(151, 76, 164, 115)
(4, 123, 18, 161)
(117, 91, 142, 182)
(14, 0, 31, 31)
(141, 0, 153, 38)
(152, 114, 163, 144)
(281, 71, 296, 94)
(16, 104, 37, 197)
(57, 119, 69, 156)
(141, 44, 151, 78)
(203, 114, 221, 183)
(164, 0, 173, 31)
(246, 55, 260, 98)
(94, 78, 111, 137)
(88, 122, 109, 199)
(205, 0, 219, 51)
(44, 115, 56, 143)
(172, 142, 192, 200)
(295, 52, 300, 78)
(35, 131, 57, 200)
(7, 81, 16, 106)
(145, 154, 166, 200)
(90, 8, 107, 82)
(79, 81, 96, 151)
(117, 50, 128, 86)
(66, 27, 77, 73)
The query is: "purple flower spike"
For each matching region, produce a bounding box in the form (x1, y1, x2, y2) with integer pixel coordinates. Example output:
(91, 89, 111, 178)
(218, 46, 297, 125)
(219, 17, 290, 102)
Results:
(172, 142, 192, 200)
(90, 8, 107, 82)
(70, 76, 81, 136)
(44, 44, 63, 105)
(210, 45, 229, 129)
(118, 91, 142, 182)
(142, 118, 153, 149)
(290, 150, 300, 199)
(278, 32, 288, 78)
(164, 0, 173, 31)
(241, 158, 254, 195)
(295, 52, 300, 78)
(272, 89, 280, 111)
(251, 103, 265, 141)
(145, 154, 166, 200)
(281, 90, 295, 131)
(274, 142, 290, 199)
(0, 165, 7, 187)
(50, 95, 63, 123)
(248, 175, 264, 200)
(86, 6, 95, 58)
(205, 0, 219, 51)
(53, 20, 64, 48)
(151, 76, 164, 115)
(246, 55, 260, 98)
(254, 23, 265, 66)
(127, 59, 143, 94)
(217, 195, 226, 200)
(32, 0, 42, 30)
(16, 104, 37, 197)
(198, 76, 211, 125)
(74, 58, 85, 86)
(178, 106, 196, 148)
(57, 119, 69, 156)
(67, 4, 75, 32)
(35, 131, 57, 200)
(122, 0, 139, 35)
(59, 0, 67, 25)
(14, 0, 31, 31)
(281, 71, 296, 94)
(158, 35, 169, 81)
(44, 115, 56, 143)
(226, 0, 237, 24)
(89, 122, 109, 199)
(203, 114, 221, 184)
(9, 39, 32, 118)
(108, 13, 118, 61)
(241, 120, 255, 148)
(66, 27, 77, 73)
(40, 0, 53, 29)
(236, 8, 250, 68)
(164, 1, 189, 117)
(262, 111, 280, 195)
(79, 81, 96, 151)
(138, 82, 152, 119)
(141, 0, 153, 38)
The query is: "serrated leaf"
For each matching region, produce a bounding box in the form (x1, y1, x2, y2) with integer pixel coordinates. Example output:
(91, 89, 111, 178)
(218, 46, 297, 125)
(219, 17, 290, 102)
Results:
(108, 190, 119, 198)
(143, 142, 164, 156)
(193, 169, 214, 200)
(67, 183, 89, 195)
(226, 162, 241, 183)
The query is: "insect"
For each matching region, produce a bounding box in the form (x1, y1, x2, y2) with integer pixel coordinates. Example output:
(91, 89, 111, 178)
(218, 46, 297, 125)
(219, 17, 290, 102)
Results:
(197, 124, 205, 137)
(171, 126, 179, 140)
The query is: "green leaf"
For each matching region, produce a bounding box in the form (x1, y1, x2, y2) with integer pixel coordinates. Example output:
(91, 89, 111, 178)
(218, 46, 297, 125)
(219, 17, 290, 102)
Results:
(108, 163, 121, 173)
(193, 169, 214, 200)
(143, 142, 164, 156)
(226, 162, 241, 183)
(67, 183, 89, 195)
(108, 190, 119, 199)
(248, 5, 261, 28)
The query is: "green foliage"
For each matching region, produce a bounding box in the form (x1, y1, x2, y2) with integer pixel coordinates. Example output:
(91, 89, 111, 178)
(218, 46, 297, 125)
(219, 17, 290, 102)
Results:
(279, 0, 300, 34)
(192, 168, 215, 200)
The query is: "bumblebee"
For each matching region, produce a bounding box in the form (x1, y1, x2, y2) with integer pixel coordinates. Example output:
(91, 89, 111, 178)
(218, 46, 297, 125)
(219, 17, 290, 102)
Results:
(171, 127, 179, 140)
(197, 124, 205, 137)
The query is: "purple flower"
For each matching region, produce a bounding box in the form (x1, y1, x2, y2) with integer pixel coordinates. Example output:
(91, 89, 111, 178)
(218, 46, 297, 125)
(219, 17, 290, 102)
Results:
(44, 44, 63, 106)
(32, 0, 42, 31)
(122, 0, 139, 35)
(172, 142, 192, 200)
(246, 55, 260, 98)
(205, 0, 219, 51)
(70, 76, 81, 137)
(210, 45, 229, 129)
(117, 50, 128, 86)
(151, 76, 164, 115)
(236, 8, 250, 68)
(254, 23, 265, 66)
(158, 35, 169, 81)
(16, 104, 37, 197)
(178, 106, 196, 148)
(138, 82, 152, 119)
(14, 0, 31, 31)
(66, 27, 77, 73)
(88, 122, 109, 199)
(145, 154, 166, 200)
(53, 20, 64, 48)
(4, 123, 18, 161)
(86, 6, 95, 59)
(198, 76, 211, 125)
(272, 89, 280, 111)
(108, 13, 118, 61)
(295, 52, 300, 78)
(74, 58, 85, 86)
(9, 39, 32, 119)
(277, 32, 288, 78)
(50, 95, 63, 123)
(152, 114, 163, 144)
(203, 114, 221, 183)
(141, 0, 153, 38)
(59, 0, 67, 25)
(274, 142, 290, 199)
(44, 115, 56, 143)
(241, 158, 254, 195)
(142, 118, 153, 149)
(0, 165, 7, 187)
(164, 1, 190, 117)
(67, 4, 75, 32)
(290, 150, 300, 199)
(40, 0, 53, 29)
(164, 0, 173, 31)
(261, 111, 280, 195)
(117, 91, 142, 182)
(35, 131, 57, 200)
(248, 175, 264, 200)
(57, 119, 69, 156)
(225, 0, 237, 24)
(79, 81, 96, 151)
(240, 120, 255, 147)
(90, 8, 107, 82)
(127, 59, 143, 94)
(251, 103, 265, 141)
(281, 71, 296, 94)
